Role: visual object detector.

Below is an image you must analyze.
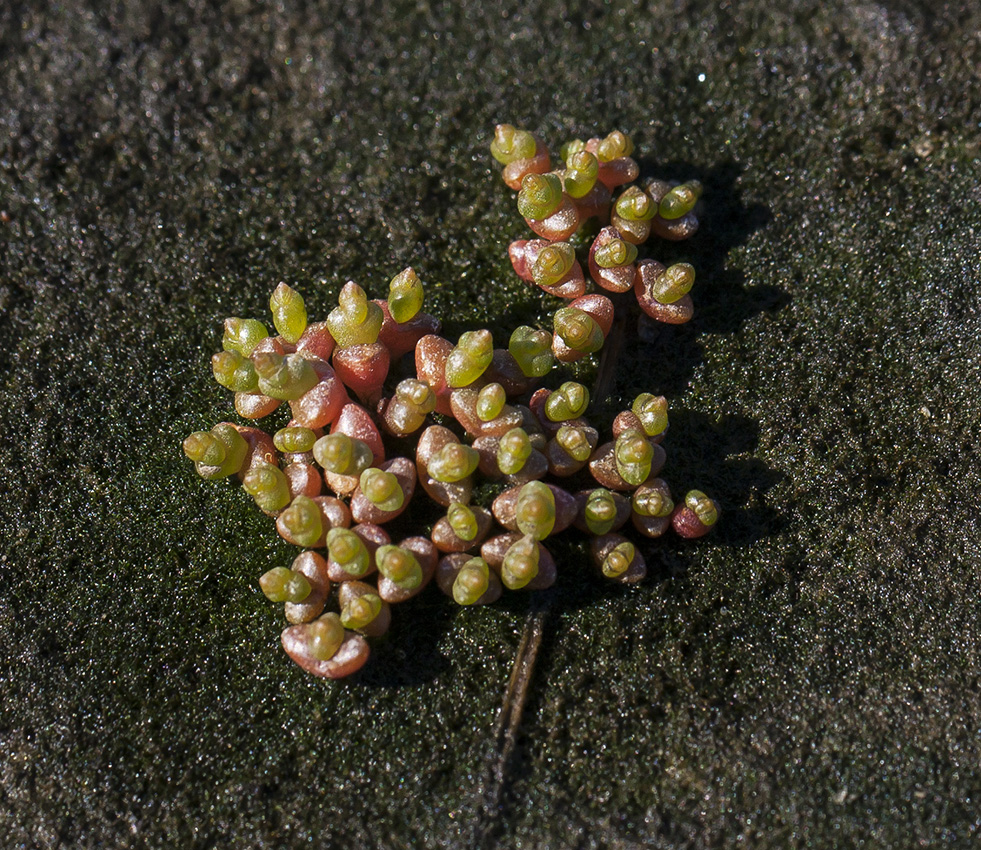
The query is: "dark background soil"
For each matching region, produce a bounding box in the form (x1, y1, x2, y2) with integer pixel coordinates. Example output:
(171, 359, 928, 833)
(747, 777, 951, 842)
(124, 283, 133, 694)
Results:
(2, 1, 980, 847)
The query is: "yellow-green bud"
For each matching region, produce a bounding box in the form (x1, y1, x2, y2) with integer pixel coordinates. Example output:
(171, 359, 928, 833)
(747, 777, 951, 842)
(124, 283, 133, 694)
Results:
(253, 352, 319, 401)
(242, 462, 291, 513)
(531, 242, 576, 288)
(313, 433, 373, 476)
(632, 394, 669, 437)
(476, 383, 507, 422)
(509, 326, 554, 378)
(211, 350, 258, 392)
(501, 535, 540, 589)
(388, 267, 425, 324)
(658, 180, 703, 220)
(686, 490, 719, 526)
(183, 431, 226, 467)
(553, 308, 604, 354)
(515, 481, 556, 540)
(384, 378, 437, 435)
(359, 468, 405, 512)
(274, 426, 317, 454)
(614, 186, 656, 221)
(446, 502, 479, 542)
(222, 318, 269, 357)
(559, 138, 587, 161)
(259, 566, 312, 603)
(427, 442, 480, 484)
(341, 593, 383, 630)
(491, 124, 537, 164)
(563, 150, 599, 198)
(269, 282, 307, 344)
(595, 131, 634, 162)
(517, 173, 563, 220)
(327, 527, 370, 577)
(183, 424, 248, 479)
(308, 613, 345, 661)
(327, 282, 384, 347)
(453, 557, 490, 605)
(615, 430, 654, 486)
(376, 545, 422, 588)
(445, 329, 493, 388)
(584, 488, 618, 535)
(544, 382, 590, 421)
(278, 495, 324, 548)
(397, 378, 437, 413)
(650, 263, 695, 304)
(497, 427, 533, 475)
(602, 541, 635, 578)
(555, 424, 594, 462)
(594, 238, 638, 269)
(633, 482, 673, 518)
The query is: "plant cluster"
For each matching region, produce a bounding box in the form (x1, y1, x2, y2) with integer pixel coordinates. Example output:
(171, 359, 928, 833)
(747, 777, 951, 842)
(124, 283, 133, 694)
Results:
(183, 127, 718, 679)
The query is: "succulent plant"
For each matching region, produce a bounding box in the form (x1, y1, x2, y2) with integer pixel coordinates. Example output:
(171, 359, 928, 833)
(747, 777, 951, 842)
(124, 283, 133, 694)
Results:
(182, 129, 718, 679)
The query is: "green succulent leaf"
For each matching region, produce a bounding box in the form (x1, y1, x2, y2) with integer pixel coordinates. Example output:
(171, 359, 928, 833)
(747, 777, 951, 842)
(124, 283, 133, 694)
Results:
(222, 318, 269, 357)
(259, 567, 312, 603)
(327, 527, 371, 577)
(388, 267, 425, 324)
(269, 283, 308, 344)
(501, 535, 540, 589)
(517, 173, 563, 220)
(491, 124, 537, 164)
(359, 468, 405, 512)
(376, 545, 422, 589)
(516, 481, 556, 540)
(447, 502, 479, 542)
(553, 308, 604, 354)
(497, 428, 533, 475)
(453, 557, 490, 605)
(531, 242, 575, 288)
(658, 180, 703, 220)
(584, 488, 618, 535)
(509, 326, 554, 377)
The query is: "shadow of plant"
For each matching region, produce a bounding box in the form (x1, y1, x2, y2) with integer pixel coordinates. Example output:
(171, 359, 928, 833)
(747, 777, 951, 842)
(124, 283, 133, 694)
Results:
(657, 409, 788, 547)
(628, 157, 786, 395)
